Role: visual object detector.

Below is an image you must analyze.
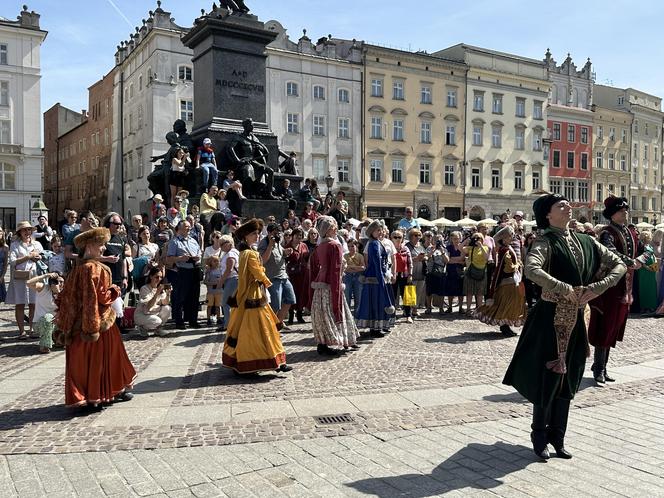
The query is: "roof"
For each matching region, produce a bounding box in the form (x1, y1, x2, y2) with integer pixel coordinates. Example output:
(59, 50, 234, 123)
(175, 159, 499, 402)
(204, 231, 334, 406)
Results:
(435, 43, 544, 66)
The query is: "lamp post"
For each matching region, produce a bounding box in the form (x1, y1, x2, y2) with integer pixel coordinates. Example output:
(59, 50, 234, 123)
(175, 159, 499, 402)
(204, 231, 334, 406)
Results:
(325, 173, 335, 195)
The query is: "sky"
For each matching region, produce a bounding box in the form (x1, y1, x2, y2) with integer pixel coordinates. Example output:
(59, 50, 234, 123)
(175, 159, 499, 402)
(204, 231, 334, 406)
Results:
(6, 0, 664, 114)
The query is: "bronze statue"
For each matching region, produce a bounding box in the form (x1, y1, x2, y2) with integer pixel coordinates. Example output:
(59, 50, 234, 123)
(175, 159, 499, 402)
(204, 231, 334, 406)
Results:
(225, 118, 277, 200)
(278, 149, 298, 175)
(218, 0, 250, 14)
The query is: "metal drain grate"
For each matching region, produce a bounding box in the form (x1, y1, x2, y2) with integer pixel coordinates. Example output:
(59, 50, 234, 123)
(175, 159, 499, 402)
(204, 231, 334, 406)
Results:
(315, 413, 354, 425)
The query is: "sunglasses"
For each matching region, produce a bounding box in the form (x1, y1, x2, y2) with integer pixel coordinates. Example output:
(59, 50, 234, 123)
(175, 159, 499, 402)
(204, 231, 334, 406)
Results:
(110, 222, 122, 226)
(391, 235, 403, 240)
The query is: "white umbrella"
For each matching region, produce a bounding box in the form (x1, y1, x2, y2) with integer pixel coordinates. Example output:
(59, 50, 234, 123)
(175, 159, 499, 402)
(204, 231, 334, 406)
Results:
(477, 218, 498, 226)
(655, 223, 664, 230)
(346, 218, 361, 227)
(431, 216, 456, 226)
(416, 217, 435, 227)
(635, 222, 654, 229)
(521, 220, 537, 227)
(456, 217, 478, 227)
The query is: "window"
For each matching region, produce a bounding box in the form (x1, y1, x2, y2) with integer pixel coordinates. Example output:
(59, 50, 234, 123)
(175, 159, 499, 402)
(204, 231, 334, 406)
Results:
(138, 75, 143, 91)
(634, 120, 639, 134)
(371, 78, 383, 97)
(515, 98, 526, 117)
(568, 125, 575, 143)
(370, 159, 383, 182)
(644, 144, 649, 161)
(581, 127, 588, 144)
(567, 151, 575, 168)
(652, 197, 658, 211)
(581, 153, 588, 170)
(313, 115, 326, 136)
(620, 154, 627, 171)
(596, 151, 603, 168)
(391, 160, 404, 183)
(564, 180, 575, 200)
(0, 82, 7, 106)
(129, 83, 134, 99)
(445, 125, 456, 145)
(550, 179, 561, 195)
(514, 170, 523, 190)
(104, 128, 109, 146)
(286, 82, 299, 96)
(447, 89, 457, 107)
(608, 127, 615, 141)
(0, 44, 7, 65)
(533, 100, 543, 119)
(473, 91, 484, 111)
(338, 88, 350, 103)
(472, 125, 482, 146)
(553, 123, 561, 140)
(0, 162, 15, 190)
(596, 184, 604, 201)
(180, 100, 193, 121)
(492, 94, 503, 114)
(420, 122, 431, 144)
(370, 117, 382, 139)
(313, 85, 325, 100)
(0, 120, 9, 144)
(471, 167, 481, 188)
(421, 86, 432, 104)
(552, 150, 561, 167)
(608, 152, 615, 170)
(491, 168, 501, 188)
(597, 126, 603, 139)
(631, 195, 637, 209)
(620, 185, 626, 198)
(419, 162, 431, 184)
(618, 96, 625, 105)
(515, 127, 525, 150)
(337, 159, 350, 183)
(532, 170, 541, 190)
(491, 126, 501, 148)
(642, 197, 647, 211)
(578, 181, 588, 202)
(533, 130, 542, 151)
(393, 119, 404, 141)
(393, 80, 404, 100)
(444, 164, 455, 186)
(178, 65, 192, 81)
(621, 129, 627, 142)
(287, 113, 299, 133)
(338, 118, 349, 138)
(313, 157, 326, 179)
(645, 123, 649, 136)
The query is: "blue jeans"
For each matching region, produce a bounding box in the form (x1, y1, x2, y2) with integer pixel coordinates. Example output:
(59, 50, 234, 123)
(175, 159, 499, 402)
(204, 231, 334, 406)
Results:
(221, 276, 238, 328)
(200, 162, 218, 190)
(267, 277, 296, 313)
(343, 272, 362, 310)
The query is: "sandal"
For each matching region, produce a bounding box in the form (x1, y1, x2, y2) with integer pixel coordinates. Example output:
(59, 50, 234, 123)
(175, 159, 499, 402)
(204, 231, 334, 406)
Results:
(18, 332, 28, 340)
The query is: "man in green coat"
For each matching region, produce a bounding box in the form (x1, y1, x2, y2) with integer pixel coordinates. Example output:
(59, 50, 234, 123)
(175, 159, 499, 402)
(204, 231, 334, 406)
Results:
(503, 194, 626, 461)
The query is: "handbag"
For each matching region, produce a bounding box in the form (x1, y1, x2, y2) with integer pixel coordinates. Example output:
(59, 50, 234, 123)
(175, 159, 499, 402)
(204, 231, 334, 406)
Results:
(403, 284, 417, 307)
(13, 269, 30, 280)
(465, 248, 485, 281)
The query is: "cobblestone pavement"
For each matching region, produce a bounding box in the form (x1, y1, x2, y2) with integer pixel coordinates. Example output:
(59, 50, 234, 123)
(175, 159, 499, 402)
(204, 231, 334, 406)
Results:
(1, 301, 664, 496)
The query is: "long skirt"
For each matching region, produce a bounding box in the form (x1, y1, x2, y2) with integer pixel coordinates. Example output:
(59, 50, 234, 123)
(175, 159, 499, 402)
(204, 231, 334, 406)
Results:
(311, 286, 358, 347)
(65, 324, 137, 407)
(355, 279, 395, 330)
(638, 268, 658, 311)
(473, 282, 526, 327)
(222, 304, 287, 373)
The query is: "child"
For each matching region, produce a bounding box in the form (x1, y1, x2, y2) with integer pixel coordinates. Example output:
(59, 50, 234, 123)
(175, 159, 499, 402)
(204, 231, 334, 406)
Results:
(48, 236, 66, 275)
(217, 189, 231, 217)
(27, 272, 63, 354)
(178, 190, 190, 219)
(204, 255, 224, 326)
(222, 170, 247, 200)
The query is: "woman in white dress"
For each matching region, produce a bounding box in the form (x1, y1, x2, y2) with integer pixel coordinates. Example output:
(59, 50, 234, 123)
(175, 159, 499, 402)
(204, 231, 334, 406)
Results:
(6, 221, 44, 338)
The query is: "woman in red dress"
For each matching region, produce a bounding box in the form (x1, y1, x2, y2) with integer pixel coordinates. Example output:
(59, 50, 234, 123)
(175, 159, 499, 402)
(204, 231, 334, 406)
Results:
(55, 228, 136, 411)
(286, 227, 311, 325)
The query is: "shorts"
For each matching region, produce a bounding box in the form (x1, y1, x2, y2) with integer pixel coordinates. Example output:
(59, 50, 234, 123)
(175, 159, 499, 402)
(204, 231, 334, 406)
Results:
(267, 277, 296, 311)
(207, 293, 222, 307)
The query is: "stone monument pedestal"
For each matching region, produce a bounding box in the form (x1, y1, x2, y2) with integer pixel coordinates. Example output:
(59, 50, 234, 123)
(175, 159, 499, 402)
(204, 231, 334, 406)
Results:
(240, 198, 289, 221)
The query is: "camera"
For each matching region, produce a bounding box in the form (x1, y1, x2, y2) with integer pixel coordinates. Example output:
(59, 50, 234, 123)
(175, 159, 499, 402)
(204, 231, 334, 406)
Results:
(272, 233, 281, 243)
(435, 240, 443, 249)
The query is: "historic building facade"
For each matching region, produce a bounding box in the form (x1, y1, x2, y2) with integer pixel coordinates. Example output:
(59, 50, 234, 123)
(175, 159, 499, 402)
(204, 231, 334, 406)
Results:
(590, 105, 632, 223)
(110, 3, 192, 217)
(43, 70, 116, 218)
(0, 7, 46, 229)
(362, 44, 467, 224)
(594, 85, 664, 224)
(434, 44, 550, 220)
(265, 24, 363, 214)
(544, 51, 594, 220)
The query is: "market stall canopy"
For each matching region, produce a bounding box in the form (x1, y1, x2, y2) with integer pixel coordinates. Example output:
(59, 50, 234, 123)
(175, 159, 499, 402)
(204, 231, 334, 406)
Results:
(431, 217, 456, 226)
(457, 217, 478, 227)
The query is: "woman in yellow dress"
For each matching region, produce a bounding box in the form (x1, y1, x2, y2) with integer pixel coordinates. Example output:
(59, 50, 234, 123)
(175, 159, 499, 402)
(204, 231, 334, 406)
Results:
(222, 218, 292, 374)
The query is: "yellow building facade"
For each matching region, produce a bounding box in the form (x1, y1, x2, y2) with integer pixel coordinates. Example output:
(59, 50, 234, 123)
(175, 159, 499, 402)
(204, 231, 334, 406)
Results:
(362, 45, 467, 223)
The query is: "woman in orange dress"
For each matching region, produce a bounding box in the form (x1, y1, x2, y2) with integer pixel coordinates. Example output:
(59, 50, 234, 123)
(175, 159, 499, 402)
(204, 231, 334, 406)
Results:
(55, 228, 136, 411)
(222, 218, 292, 374)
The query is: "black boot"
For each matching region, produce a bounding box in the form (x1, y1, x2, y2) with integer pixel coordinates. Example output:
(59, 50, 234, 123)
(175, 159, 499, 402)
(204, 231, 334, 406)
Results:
(317, 344, 340, 356)
(500, 324, 517, 337)
(592, 347, 606, 384)
(288, 309, 294, 326)
(548, 398, 572, 459)
(370, 329, 385, 338)
(296, 310, 305, 324)
(603, 348, 615, 382)
(531, 404, 550, 461)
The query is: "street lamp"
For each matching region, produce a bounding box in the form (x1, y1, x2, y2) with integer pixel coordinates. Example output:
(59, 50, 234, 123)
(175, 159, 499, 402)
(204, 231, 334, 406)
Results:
(325, 173, 335, 195)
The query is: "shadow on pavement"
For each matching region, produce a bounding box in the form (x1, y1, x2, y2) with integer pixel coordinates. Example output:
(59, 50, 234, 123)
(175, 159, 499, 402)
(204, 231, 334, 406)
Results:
(482, 392, 527, 403)
(0, 342, 48, 358)
(423, 331, 506, 344)
(0, 403, 109, 431)
(346, 441, 536, 497)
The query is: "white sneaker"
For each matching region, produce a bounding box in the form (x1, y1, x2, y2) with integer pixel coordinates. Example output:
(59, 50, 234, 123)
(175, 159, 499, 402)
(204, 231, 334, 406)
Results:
(406, 317, 413, 324)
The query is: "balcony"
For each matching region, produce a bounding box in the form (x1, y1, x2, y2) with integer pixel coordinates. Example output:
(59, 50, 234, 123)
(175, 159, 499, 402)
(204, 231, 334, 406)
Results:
(0, 144, 22, 156)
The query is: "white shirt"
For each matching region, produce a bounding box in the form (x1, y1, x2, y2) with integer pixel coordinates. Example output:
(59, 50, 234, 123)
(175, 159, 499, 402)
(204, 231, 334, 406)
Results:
(220, 248, 239, 279)
(34, 286, 56, 321)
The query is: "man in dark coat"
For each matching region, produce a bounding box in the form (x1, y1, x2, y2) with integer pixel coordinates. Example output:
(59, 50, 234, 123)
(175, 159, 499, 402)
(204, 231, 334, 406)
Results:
(587, 196, 644, 384)
(503, 194, 625, 461)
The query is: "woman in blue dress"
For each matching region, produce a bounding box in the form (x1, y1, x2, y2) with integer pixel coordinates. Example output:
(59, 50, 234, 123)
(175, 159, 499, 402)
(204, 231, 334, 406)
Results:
(442, 231, 465, 313)
(355, 220, 395, 337)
